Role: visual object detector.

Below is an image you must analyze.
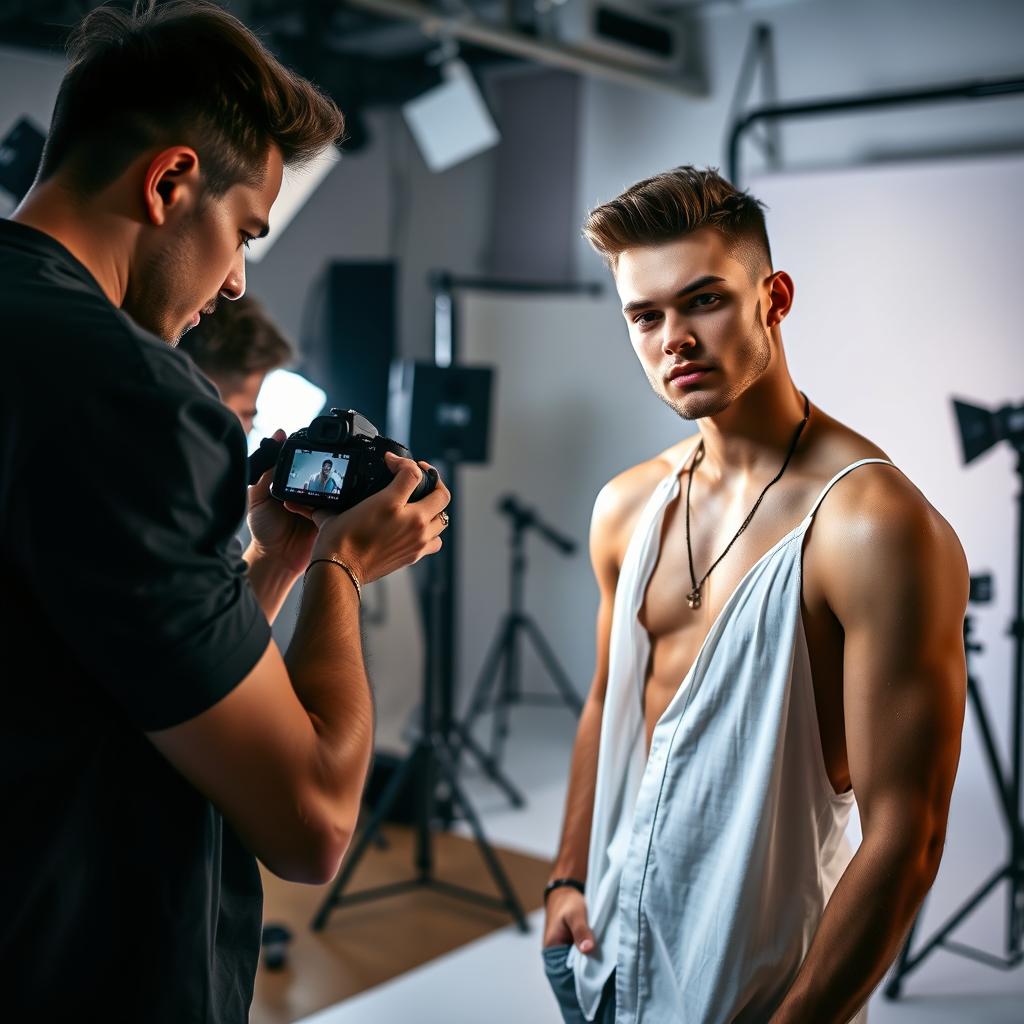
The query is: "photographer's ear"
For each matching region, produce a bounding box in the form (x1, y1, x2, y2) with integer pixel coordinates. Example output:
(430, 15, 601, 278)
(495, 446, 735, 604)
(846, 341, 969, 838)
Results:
(143, 147, 201, 227)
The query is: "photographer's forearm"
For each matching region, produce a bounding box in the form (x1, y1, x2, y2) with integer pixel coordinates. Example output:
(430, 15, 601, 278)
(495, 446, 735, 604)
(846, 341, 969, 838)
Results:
(283, 563, 375, 831)
(244, 541, 300, 623)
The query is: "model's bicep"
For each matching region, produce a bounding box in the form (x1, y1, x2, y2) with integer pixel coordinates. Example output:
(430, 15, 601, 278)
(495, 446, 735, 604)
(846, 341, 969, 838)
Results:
(829, 494, 967, 854)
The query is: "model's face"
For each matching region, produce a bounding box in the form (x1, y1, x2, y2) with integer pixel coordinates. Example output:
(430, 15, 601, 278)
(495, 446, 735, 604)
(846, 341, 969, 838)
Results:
(321, 462, 332, 476)
(615, 228, 778, 421)
(126, 147, 283, 344)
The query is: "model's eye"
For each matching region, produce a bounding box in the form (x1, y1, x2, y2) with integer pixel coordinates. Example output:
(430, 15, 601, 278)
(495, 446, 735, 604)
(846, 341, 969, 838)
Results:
(240, 233, 255, 250)
(690, 293, 720, 309)
(633, 311, 661, 327)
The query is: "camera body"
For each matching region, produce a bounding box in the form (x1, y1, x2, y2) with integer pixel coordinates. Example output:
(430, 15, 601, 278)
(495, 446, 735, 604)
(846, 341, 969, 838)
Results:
(249, 409, 437, 513)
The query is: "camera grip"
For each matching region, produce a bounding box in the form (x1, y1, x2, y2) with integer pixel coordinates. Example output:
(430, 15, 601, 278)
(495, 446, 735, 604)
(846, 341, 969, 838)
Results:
(248, 437, 283, 486)
(408, 465, 439, 503)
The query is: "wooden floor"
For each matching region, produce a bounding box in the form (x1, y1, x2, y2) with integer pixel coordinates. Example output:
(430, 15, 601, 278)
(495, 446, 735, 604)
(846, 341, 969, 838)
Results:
(251, 824, 552, 1024)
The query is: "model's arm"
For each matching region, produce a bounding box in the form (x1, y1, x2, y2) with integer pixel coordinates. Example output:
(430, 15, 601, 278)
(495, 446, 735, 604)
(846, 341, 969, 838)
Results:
(149, 454, 451, 885)
(768, 474, 968, 1024)
(543, 474, 640, 953)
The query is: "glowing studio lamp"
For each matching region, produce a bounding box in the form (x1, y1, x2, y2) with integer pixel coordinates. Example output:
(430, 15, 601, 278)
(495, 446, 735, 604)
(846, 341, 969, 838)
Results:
(248, 369, 327, 454)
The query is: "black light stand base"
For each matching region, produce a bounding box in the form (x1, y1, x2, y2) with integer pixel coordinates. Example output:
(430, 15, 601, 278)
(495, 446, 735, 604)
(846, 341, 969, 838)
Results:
(311, 725, 529, 935)
(455, 498, 583, 792)
(885, 443, 1024, 996)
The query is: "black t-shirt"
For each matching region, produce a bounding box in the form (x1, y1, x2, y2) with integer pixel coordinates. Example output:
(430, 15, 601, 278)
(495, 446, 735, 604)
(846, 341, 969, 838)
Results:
(0, 219, 272, 1022)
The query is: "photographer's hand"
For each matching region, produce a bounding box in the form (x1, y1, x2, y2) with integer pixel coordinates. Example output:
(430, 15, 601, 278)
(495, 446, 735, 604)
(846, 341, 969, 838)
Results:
(245, 429, 319, 621)
(286, 452, 451, 585)
(247, 429, 319, 572)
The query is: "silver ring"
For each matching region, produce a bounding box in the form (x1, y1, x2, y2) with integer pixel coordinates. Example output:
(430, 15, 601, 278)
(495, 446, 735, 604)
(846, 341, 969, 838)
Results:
(438, 510, 450, 528)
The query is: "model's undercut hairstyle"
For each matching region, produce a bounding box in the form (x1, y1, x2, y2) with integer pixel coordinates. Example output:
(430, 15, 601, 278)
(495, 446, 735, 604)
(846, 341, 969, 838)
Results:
(38, 0, 345, 197)
(583, 166, 772, 278)
(177, 294, 293, 378)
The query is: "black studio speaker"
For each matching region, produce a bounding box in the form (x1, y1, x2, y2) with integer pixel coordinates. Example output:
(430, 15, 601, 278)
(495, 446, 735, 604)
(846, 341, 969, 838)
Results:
(388, 361, 495, 463)
(305, 262, 396, 430)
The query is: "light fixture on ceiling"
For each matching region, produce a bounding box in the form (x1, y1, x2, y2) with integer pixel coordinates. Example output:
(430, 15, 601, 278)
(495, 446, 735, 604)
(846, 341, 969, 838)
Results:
(401, 54, 501, 173)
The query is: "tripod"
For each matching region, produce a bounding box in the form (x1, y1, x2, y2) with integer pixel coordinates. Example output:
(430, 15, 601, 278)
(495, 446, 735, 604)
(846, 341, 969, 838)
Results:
(885, 445, 1024, 995)
(311, 539, 528, 934)
(457, 495, 583, 789)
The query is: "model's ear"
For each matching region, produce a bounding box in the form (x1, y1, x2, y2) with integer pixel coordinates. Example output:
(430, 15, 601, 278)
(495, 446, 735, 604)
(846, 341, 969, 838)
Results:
(765, 270, 794, 329)
(142, 146, 200, 226)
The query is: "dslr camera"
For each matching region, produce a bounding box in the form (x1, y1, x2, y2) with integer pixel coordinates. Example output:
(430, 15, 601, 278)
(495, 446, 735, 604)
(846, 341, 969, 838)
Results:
(247, 408, 438, 513)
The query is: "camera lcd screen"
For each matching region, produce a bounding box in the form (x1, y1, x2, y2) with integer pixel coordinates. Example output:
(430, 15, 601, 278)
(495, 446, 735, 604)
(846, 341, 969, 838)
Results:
(282, 449, 351, 502)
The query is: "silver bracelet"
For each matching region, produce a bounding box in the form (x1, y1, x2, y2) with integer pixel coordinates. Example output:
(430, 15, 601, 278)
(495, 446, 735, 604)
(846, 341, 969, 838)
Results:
(304, 557, 362, 602)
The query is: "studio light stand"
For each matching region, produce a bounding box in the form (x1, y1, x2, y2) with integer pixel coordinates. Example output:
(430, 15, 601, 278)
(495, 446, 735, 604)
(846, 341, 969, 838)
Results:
(312, 271, 602, 933)
(885, 397, 1024, 996)
(312, 277, 526, 935)
(311, 547, 528, 933)
(457, 494, 583, 783)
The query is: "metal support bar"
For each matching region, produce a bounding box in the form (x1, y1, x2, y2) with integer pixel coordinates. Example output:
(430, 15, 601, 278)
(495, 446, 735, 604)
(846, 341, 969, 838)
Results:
(727, 75, 1024, 185)
(345, 0, 705, 97)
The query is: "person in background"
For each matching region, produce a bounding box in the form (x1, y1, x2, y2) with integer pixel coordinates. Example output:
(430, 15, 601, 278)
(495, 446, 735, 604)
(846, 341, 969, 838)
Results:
(177, 292, 293, 435)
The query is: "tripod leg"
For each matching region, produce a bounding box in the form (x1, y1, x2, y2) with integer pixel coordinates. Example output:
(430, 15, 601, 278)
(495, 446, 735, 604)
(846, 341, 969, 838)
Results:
(491, 618, 519, 768)
(456, 617, 514, 754)
(521, 617, 583, 715)
(415, 745, 434, 882)
(885, 863, 1009, 983)
(968, 675, 1016, 827)
(311, 746, 420, 931)
(883, 895, 927, 1000)
(449, 718, 526, 808)
(434, 741, 529, 932)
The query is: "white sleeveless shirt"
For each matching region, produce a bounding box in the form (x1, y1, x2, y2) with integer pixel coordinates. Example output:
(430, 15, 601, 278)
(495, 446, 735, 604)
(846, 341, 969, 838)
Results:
(567, 458, 895, 1023)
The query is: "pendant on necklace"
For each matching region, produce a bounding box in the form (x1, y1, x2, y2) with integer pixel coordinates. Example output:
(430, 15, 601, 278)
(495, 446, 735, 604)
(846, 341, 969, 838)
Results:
(687, 588, 702, 610)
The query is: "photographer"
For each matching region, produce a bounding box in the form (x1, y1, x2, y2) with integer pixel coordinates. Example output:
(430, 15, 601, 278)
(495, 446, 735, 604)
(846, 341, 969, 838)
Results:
(0, 2, 449, 1020)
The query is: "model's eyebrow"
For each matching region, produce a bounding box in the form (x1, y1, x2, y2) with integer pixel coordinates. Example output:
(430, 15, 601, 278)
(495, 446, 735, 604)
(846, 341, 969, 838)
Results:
(622, 275, 726, 315)
(248, 220, 270, 239)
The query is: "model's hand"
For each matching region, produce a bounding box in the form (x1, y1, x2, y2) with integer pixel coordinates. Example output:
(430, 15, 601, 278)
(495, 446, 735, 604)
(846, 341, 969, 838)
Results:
(287, 452, 450, 584)
(543, 887, 596, 954)
(248, 429, 318, 575)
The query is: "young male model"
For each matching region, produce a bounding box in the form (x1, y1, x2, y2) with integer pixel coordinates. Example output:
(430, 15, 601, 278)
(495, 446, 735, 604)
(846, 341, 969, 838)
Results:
(543, 167, 967, 1024)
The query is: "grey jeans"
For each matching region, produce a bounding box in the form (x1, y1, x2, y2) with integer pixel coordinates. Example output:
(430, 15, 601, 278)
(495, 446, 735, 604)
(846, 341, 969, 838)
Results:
(542, 945, 617, 1024)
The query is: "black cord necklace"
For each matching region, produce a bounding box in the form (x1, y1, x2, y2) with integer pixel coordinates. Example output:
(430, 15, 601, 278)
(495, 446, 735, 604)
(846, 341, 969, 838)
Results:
(684, 391, 811, 611)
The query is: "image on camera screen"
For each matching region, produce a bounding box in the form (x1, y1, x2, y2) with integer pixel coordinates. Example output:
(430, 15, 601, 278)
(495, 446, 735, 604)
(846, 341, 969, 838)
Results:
(284, 449, 350, 500)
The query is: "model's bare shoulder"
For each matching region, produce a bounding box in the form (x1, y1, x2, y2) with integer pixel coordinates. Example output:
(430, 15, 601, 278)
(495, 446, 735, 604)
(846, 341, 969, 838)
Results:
(802, 405, 891, 471)
(810, 458, 968, 616)
(591, 436, 699, 576)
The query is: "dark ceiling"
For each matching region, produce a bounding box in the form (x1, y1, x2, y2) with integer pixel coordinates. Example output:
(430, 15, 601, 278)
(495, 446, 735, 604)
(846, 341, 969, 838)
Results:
(0, 1, 543, 149)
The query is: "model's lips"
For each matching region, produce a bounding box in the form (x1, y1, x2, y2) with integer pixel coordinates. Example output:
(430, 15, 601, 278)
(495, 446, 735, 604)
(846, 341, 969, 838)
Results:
(667, 364, 713, 388)
(190, 312, 201, 328)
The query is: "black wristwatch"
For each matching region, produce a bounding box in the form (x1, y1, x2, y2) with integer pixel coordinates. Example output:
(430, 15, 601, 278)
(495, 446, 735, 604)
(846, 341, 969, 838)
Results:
(544, 877, 585, 904)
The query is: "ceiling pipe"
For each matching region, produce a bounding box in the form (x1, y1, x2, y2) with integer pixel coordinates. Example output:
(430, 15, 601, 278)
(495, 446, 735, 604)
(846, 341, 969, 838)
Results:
(343, 0, 706, 97)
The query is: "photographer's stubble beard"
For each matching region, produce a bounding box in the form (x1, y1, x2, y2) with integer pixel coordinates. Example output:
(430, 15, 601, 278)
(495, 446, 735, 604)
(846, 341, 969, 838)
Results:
(123, 209, 218, 345)
(648, 300, 773, 423)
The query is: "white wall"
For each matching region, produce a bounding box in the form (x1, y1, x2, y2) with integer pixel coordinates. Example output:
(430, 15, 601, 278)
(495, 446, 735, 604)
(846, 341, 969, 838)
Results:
(575, 0, 1024, 277)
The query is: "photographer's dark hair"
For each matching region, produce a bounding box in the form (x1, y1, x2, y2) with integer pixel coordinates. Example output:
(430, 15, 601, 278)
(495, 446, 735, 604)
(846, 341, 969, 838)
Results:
(38, 0, 344, 196)
(177, 293, 293, 378)
(584, 166, 772, 275)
